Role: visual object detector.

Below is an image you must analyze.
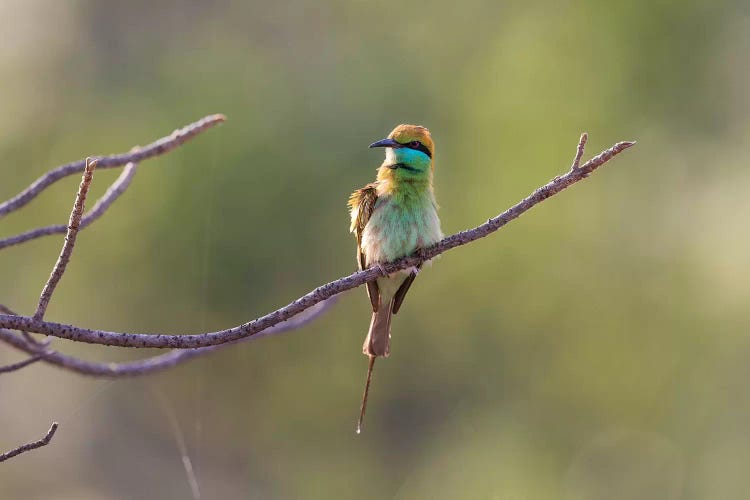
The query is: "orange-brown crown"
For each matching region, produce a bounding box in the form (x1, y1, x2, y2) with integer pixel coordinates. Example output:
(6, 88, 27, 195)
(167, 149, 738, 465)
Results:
(388, 124, 435, 157)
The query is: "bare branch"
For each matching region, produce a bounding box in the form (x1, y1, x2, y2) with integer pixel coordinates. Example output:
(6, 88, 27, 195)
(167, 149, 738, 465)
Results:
(0, 297, 335, 377)
(0, 162, 138, 250)
(34, 158, 98, 321)
(0, 136, 635, 349)
(0, 422, 58, 463)
(0, 354, 43, 374)
(0, 115, 225, 463)
(0, 114, 225, 218)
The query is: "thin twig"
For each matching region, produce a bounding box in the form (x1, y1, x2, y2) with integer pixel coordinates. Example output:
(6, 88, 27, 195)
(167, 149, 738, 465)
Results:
(0, 163, 138, 250)
(34, 158, 97, 321)
(0, 297, 335, 377)
(0, 114, 225, 218)
(0, 422, 58, 463)
(0, 354, 43, 374)
(571, 133, 588, 170)
(0, 136, 635, 349)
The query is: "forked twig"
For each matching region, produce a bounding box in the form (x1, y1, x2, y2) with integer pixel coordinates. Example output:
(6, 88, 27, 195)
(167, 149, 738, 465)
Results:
(0, 114, 224, 218)
(0, 115, 225, 463)
(0, 163, 138, 250)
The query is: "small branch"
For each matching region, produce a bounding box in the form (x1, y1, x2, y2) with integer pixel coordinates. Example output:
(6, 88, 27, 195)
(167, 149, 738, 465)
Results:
(0, 354, 43, 374)
(34, 158, 98, 321)
(0, 422, 58, 463)
(0, 136, 635, 349)
(571, 133, 588, 170)
(0, 297, 335, 377)
(0, 162, 138, 250)
(0, 114, 225, 218)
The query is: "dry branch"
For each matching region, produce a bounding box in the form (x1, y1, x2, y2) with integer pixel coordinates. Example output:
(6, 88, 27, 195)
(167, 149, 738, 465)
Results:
(0, 354, 43, 374)
(0, 115, 226, 463)
(0, 135, 635, 350)
(0, 422, 58, 463)
(0, 298, 335, 377)
(0, 115, 225, 371)
(0, 114, 224, 218)
(0, 162, 138, 250)
(34, 158, 97, 321)
(1, 115, 224, 379)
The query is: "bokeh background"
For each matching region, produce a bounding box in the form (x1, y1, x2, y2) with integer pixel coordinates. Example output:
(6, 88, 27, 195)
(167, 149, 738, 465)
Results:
(1, 1, 749, 498)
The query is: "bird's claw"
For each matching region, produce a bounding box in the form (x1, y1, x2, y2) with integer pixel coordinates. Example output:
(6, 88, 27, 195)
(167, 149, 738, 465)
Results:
(375, 262, 389, 277)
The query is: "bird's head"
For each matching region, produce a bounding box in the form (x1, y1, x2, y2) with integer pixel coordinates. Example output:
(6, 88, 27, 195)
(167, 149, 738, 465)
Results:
(370, 124, 434, 181)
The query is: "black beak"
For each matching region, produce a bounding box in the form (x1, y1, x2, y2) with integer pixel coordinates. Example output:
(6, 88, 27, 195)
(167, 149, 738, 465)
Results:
(369, 138, 402, 149)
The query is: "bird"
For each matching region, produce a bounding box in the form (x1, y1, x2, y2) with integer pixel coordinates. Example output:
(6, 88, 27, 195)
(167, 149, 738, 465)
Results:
(348, 124, 443, 433)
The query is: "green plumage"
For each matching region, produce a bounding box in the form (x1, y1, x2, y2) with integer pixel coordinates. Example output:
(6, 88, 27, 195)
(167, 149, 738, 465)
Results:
(349, 124, 443, 432)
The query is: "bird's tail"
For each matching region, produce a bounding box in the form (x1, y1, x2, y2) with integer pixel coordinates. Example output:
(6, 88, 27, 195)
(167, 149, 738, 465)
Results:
(363, 298, 393, 358)
(357, 298, 393, 433)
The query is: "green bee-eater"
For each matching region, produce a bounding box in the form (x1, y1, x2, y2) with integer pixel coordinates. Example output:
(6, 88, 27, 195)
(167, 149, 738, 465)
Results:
(348, 124, 443, 432)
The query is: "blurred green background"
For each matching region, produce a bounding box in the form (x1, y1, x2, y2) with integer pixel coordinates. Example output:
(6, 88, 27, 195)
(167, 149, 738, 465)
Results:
(1, 0, 749, 498)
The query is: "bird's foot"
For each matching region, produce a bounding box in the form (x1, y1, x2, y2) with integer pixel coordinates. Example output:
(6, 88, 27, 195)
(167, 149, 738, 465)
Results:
(374, 262, 389, 277)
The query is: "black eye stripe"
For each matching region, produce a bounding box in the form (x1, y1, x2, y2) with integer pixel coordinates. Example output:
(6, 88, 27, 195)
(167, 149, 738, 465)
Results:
(397, 140, 432, 158)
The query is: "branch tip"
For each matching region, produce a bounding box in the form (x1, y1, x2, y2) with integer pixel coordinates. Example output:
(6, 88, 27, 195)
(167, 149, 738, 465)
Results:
(0, 421, 59, 463)
(571, 132, 588, 170)
(43, 422, 59, 442)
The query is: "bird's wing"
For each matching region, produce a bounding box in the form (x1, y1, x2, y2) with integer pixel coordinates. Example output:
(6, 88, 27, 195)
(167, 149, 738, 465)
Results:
(348, 183, 380, 312)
